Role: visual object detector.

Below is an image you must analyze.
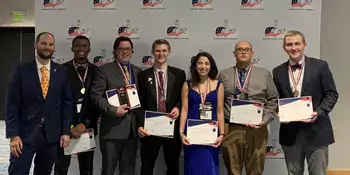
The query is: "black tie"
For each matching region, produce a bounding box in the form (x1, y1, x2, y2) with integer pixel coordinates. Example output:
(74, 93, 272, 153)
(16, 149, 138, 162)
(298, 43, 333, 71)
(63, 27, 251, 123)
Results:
(291, 64, 302, 70)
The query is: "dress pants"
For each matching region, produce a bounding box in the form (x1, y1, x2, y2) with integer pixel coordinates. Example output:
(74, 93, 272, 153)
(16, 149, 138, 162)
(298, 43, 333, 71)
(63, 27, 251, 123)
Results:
(8, 126, 58, 175)
(221, 123, 268, 175)
(140, 136, 182, 175)
(54, 147, 94, 175)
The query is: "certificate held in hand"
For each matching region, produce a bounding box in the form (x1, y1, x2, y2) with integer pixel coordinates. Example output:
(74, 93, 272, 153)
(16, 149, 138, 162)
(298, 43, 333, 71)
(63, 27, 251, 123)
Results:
(144, 111, 174, 138)
(278, 96, 313, 122)
(186, 119, 218, 145)
(64, 129, 95, 155)
(230, 99, 264, 125)
(106, 84, 141, 109)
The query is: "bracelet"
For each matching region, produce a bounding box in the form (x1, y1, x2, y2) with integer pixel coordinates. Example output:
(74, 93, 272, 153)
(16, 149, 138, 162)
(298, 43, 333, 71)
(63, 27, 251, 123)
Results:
(180, 133, 185, 139)
(219, 133, 225, 137)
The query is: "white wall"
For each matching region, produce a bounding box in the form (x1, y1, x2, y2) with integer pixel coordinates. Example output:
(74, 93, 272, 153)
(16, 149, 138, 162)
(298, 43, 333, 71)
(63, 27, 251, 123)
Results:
(0, 0, 34, 27)
(320, 0, 350, 170)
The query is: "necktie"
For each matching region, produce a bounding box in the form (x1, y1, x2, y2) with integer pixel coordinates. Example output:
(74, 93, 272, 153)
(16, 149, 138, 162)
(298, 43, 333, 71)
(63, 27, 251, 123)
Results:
(40, 66, 49, 99)
(123, 65, 131, 84)
(157, 71, 166, 112)
(77, 66, 86, 78)
(238, 69, 246, 87)
(291, 63, 302, 70)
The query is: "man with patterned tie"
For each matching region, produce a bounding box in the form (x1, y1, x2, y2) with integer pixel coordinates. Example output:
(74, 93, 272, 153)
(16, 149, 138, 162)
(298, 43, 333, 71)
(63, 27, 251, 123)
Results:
(5, 32, 73, 175)
(91, 36, 142, 175)
(218, 40, 279, 175)
(137, 39, 186, 175)
(273, 30, 338, 175)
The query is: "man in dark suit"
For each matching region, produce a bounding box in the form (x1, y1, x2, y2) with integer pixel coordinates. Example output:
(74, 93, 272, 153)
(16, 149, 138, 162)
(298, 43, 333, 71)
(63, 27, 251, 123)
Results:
(54, 35, 99, 175)
(90, 36, 142, 175)
(138, 39, 186, 175)
(5, 32, 73, 175)
(272, 30, 338, 175)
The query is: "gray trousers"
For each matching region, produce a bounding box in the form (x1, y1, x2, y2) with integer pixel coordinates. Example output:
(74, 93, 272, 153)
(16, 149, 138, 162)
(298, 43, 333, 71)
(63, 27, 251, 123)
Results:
(282, 132, 329, 175)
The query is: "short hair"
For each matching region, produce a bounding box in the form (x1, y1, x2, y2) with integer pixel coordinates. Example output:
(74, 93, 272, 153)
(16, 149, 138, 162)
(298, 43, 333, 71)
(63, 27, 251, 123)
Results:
(189, 52, 218, 87)
(113, 36, 133, 50)
(35, 32, 55, 43)
(284, 30, 306, 44)
(234, 40, 253, 50)
(151, 39, 171, 52)
(72, 35, 90, 46)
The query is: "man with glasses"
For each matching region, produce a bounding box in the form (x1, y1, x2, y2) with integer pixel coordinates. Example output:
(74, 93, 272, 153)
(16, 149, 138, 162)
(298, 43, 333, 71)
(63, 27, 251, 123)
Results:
(91, 36, 142, 175)
(218, 40, 279, 175)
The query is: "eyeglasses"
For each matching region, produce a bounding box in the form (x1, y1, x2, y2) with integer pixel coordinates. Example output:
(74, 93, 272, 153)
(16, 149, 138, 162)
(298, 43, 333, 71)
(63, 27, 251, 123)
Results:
(117, 47, 132, 52)
(235, 48, 252, 53)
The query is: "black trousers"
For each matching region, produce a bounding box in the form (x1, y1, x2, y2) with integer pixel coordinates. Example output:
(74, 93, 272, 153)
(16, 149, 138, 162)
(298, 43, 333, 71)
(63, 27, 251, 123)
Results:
(140, 136, 182, 175)
(54, 147, 94, 175)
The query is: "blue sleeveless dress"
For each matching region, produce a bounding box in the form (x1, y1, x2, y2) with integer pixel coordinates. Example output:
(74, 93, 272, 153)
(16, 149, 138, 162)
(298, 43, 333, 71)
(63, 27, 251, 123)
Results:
(184, 80, 221, 175)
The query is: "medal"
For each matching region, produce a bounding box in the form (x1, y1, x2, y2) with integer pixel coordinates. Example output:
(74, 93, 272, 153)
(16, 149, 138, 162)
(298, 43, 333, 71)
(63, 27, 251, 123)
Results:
(293, 90, 299, 97)
(73, 60, 88, 94)
(80, 87, 86, 95)
(288, 62, 303, 97)
(235, 65, 253, 98)
(237, 93, 245, 100)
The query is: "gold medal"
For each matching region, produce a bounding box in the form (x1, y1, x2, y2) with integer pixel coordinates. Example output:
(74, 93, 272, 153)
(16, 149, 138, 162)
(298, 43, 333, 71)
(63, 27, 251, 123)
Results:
(80, 87, 85, 94)
(293, 90, 299, 97)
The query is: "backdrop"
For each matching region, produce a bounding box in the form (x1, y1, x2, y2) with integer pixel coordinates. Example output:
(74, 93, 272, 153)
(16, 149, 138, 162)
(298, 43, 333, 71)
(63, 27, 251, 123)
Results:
(35, 0, 321, 174)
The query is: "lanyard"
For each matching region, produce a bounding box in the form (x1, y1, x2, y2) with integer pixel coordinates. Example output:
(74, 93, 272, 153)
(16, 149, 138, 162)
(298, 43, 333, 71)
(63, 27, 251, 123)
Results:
(73, 60, 88, 87)
(235, 65, 253, 92)
(116, 61, 132, 85)
(198, 79, 210, 104)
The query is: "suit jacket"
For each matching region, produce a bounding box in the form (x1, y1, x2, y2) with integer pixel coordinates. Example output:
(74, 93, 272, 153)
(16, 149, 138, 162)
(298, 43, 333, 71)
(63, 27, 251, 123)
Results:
(5, 59, 73, 143)
(63, 60, 100, 134)
(90, 61, 142, 139)
(272, 56, 339, 146)
(218, 65, 279, 124)
(137, 66, 186, 139)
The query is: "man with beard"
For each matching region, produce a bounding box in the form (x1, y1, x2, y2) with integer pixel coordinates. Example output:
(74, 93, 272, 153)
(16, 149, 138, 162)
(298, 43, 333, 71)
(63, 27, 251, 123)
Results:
(54, 35, 99, 175)
(137, 39, 186, 175)
(5, 32, 73, 175)
(90, 36, 142, 175)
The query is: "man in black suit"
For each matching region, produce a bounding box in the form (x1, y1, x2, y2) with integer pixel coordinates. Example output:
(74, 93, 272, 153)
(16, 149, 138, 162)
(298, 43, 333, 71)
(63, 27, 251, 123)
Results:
(138, 39, 186, 175)
(272, 30, 338, 175)
(5, 32, 73, 175)
(54, 35, 99, 175)
(91, 36, 142, 175)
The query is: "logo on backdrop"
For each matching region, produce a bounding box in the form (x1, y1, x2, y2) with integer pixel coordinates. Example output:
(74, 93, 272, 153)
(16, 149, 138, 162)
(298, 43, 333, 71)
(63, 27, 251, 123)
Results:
(117, 20, 140, 39)
(42, 0, 66, 10)
(67, 20, 91, 39)
(141, 0, 165, 10)
(165, 20, 189, 39)
(140, 56, 154, 69)
(262, 20, 285, 40)
(93, 49, 114, 66)
(214, 20, 238, 40)
(92, 0, 116, 10)
(252, 57, 260, 64)
(240, 0, 264, 10)
(191, 0, 214, 11)
(51, 52, 65, 64)
(290, 0, 313, 11)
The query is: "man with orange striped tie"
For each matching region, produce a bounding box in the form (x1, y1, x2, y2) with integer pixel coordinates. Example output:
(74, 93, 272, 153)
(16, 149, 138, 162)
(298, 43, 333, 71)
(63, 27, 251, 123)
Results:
(5, 32, 74, 175)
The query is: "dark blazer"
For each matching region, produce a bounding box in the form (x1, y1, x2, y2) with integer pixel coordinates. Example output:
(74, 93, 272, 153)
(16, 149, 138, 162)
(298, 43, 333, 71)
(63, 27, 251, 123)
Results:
(5, 59, 73, 143)
(90, 61, 142, 139)
(272, 56, 338, 147)
(63, 60, 100, 134)
(137, 66, 186, 139)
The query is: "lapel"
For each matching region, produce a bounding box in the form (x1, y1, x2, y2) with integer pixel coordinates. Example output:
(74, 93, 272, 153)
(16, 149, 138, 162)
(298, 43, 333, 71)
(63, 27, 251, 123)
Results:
(301, 57, 311, 95)
(130, 64, 139, 87)
(30, 60, 44, 100)
(85, 63, 95, 90)
(166, 67, 175, 103)
(46, 61, 58, 99)
(147, 68, 157, 102)
(280, 61, 293, 96)
(113, 61, 127, 86)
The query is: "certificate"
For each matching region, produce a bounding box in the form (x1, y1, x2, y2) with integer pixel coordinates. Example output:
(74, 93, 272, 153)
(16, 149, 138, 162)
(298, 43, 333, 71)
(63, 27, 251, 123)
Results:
(186, 119, 217, 145)
(230, 99, 264, 125)
(144, 111, 174, 138)
(64, 129, 95, 155)
(106, 84, 141, 109)
(278, 96, 313, 122)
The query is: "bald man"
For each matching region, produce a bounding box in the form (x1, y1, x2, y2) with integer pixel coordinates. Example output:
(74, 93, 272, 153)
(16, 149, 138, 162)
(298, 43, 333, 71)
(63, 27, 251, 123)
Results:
(218, 40, 279, 175)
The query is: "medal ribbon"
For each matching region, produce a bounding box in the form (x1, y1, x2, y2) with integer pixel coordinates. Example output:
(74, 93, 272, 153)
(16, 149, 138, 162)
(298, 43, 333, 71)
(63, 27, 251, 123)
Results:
(288, 63, 303, 92)
(198, 79, 209, 104)
(116, 61, 131, 85)
(235, 65, 253, 92)
(73, 60, 88, 87)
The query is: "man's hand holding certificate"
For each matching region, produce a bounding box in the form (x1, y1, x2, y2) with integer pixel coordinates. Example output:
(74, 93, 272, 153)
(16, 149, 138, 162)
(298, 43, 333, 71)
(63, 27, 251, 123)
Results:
(143, 111, 175, 138)
(186, 119, 218, 145)
(278, 96, 314, 122)
(106, 84, 141, 109)
(230, 99, 264, 125)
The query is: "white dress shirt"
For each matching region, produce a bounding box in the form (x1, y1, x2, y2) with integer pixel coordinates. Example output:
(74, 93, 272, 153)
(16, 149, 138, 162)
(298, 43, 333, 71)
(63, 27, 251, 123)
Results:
(36, 58, 51, 82)
(288, 56, 305, 97)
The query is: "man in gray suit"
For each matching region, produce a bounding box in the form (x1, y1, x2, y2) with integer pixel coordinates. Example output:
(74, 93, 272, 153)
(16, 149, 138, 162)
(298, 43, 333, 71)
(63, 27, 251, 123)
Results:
(91, 36, 142, 175)
(218, 40, 279, 175)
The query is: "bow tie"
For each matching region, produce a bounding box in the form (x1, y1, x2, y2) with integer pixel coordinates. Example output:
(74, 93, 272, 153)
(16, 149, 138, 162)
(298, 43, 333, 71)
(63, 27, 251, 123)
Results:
(290, 63, 302, 70)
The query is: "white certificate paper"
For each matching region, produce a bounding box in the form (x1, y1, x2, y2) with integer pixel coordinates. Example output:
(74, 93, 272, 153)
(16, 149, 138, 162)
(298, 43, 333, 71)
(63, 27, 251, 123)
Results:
(106, 84, 141, 109)
(186, 119, 218, 145)
(144, 111, 174, 138)
(64, 129, 95, 155)
(230, 99, 264, 125)
(278, 96, 313, 122)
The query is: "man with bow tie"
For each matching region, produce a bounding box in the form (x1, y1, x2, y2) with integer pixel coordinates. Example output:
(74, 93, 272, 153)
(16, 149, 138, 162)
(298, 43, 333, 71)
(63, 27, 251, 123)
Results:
(272, 30, 339, 175)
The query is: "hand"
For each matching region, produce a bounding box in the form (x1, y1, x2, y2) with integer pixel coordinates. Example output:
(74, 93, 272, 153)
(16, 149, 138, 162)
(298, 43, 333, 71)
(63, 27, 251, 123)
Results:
(245, 121, 264, 129)
(71, 124, 85, 139)
(10, 136, 23, 157)
(138, 127, 150, 137)
(212, 135, 224, 148)
(169, 107, 179, 119)
(181, 135, 190, 145)
(300, 112, 318, 123)
(60, 135, 70, 148)
(116, 104, 130, 117)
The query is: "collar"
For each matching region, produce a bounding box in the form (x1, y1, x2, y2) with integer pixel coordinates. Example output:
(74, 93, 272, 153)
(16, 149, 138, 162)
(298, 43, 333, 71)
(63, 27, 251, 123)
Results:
(235, 64, 251, 72)
(289, 55, 305, 66)
(73, 59, 89, 68)
(36, 58, 51, 71)
(117, 60, 130, 67)
(154, 65, 168, 73)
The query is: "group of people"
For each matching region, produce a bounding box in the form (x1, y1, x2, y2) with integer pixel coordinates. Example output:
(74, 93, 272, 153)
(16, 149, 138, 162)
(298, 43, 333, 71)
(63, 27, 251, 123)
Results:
(4, 29, 338, 175)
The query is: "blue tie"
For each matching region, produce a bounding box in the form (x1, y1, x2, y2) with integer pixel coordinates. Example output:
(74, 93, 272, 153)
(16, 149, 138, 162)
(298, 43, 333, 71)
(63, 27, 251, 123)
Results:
(238, 69, 246, 87)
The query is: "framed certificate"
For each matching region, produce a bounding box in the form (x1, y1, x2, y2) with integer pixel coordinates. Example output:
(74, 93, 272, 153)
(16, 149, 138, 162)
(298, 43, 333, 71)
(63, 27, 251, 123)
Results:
(278, 96, 313, 122)
(186, 119, 218, 145)
(64, 129, 95, 155)
(144, 111, 174, 138)
(106, 84, 141, 109)
(230, 99, 264, 125)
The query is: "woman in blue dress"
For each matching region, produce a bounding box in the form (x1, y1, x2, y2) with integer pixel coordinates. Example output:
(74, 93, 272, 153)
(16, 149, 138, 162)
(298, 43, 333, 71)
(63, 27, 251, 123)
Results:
(179, 52, 225, 175)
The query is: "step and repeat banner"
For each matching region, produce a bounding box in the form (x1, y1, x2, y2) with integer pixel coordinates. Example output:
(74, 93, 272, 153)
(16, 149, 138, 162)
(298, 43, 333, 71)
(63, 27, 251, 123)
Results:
(35, 0, 320, 174)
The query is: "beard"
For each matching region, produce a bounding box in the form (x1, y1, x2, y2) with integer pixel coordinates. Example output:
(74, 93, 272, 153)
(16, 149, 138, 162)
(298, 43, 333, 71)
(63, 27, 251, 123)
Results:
(37, 50, 53, 60)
